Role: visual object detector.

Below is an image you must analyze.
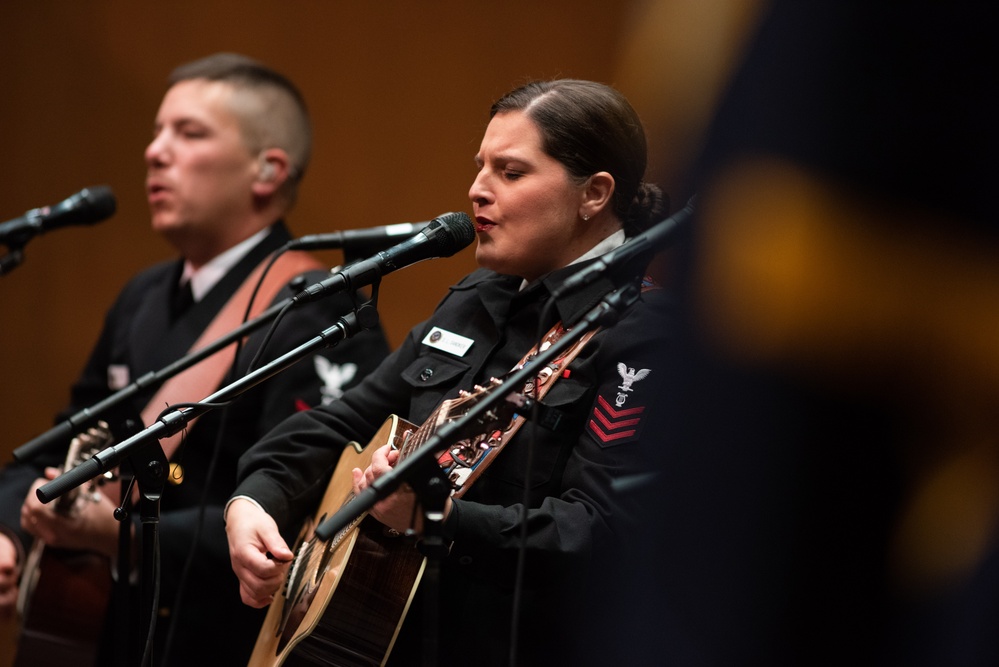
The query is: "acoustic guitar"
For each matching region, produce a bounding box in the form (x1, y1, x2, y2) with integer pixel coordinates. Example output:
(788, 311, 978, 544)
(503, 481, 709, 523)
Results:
(14, 423, 115, 667)
(249, 380, 514, 667)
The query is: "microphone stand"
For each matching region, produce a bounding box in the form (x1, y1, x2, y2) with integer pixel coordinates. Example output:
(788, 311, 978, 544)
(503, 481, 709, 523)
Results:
(37, 303, 378, 503)
(13, 209, 474, 463)
(34, 303, 379, 665)
(312, 278, 645, 664)
(12, 301, 288, 463)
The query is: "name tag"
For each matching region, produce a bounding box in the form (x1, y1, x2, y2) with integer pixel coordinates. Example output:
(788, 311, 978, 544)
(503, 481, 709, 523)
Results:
(422, 326, 474, 357)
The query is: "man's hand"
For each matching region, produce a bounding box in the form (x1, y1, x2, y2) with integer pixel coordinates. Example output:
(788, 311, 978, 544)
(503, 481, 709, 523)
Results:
(21, 468, 120, 558)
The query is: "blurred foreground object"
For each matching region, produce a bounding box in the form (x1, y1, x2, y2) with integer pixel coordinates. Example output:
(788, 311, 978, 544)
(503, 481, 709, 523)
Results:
(608, 1, 999, 665)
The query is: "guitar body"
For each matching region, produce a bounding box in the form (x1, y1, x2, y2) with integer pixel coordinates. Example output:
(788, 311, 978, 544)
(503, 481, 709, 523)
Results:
(14, 545, 112, 667)
(13, 423, 114, 667)
(249, 415, 427, 667)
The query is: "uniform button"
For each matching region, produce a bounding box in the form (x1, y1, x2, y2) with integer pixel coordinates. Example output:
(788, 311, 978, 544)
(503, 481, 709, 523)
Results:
(168, 462, 184, 485)
(419, 368, 434, 382)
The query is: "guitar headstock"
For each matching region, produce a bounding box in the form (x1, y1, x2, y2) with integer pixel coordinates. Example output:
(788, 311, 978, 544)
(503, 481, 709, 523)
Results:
(58, 421, 115, 514)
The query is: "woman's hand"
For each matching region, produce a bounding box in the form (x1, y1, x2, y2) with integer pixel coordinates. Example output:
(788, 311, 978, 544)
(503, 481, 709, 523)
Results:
(350, 444, 452, 536)
(225, 498, 293, 608)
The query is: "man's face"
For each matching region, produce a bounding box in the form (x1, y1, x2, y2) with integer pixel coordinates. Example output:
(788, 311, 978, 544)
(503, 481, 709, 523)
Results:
(145, 79, 259, 260)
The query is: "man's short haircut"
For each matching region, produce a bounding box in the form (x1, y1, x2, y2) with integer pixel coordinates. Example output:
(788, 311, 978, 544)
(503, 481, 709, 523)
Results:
(169, 53, 312, 199)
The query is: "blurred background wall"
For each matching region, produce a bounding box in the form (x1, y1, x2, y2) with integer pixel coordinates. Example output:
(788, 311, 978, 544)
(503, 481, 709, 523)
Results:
(0, 1, 761, 661)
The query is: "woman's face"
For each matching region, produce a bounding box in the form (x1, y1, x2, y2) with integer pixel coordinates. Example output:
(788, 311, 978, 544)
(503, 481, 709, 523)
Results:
(469, 110, 593, 282)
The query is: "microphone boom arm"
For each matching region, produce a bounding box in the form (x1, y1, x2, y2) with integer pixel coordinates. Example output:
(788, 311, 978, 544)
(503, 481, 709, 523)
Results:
(37, 303, 380, 504)
(14, 296, 292, 463)
(15, 210, 474, 463)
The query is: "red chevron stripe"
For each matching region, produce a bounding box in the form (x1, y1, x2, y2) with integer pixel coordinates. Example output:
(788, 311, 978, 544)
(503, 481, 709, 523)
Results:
(596, 394, 646, 418)
(592, 406, 642, 431)
(589, 420, 637, 443)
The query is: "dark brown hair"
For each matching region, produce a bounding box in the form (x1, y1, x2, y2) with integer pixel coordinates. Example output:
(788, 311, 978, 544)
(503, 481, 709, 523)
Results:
(491, 79, 668, 235)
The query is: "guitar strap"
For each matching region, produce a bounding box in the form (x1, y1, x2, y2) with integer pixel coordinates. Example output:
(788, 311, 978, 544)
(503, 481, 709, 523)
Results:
(440, 276, 658, 499)
(125, 250, 325, 494)
(142, 250, 324, 461)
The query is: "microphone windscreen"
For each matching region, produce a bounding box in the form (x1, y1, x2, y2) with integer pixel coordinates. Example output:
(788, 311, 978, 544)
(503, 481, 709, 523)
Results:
(54, 185, 117, 229)
(429, 212, 476, 256)
(81, 186, 118, 221)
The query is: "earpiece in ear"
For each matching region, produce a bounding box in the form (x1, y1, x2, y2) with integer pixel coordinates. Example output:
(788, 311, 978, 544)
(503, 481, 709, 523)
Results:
(259, 161, 276, 182)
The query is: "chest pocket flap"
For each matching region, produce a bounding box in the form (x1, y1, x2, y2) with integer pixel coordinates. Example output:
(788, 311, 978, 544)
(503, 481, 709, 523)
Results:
(400, 354, 470, 389)
(401, 354, 471, 423)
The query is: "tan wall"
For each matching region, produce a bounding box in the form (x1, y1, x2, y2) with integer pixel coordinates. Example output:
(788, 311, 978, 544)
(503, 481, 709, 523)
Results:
(0, 1, 759, 660)
(0, 1, 634, 660)
(0, 2, 637, 451)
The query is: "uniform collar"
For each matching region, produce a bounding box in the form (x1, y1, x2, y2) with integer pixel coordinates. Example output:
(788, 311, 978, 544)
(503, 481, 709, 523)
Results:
(461, 228, 634, 328)
(517, 228, 626, 292)
(179, 227, 271, 302)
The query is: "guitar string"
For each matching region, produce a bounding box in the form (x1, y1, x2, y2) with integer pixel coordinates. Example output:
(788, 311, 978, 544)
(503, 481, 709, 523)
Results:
(283, 390, 483, 614)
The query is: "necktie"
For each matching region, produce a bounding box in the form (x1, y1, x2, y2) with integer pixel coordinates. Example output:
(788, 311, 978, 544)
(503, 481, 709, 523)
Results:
(170, 280, 195, 320)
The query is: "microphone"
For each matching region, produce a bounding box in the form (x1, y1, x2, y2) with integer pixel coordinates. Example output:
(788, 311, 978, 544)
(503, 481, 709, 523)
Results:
(0, 186, 117, 247)
(556, 195, 696, 296)
(287, 221, 426, 251)
(292, 211, 476, 304)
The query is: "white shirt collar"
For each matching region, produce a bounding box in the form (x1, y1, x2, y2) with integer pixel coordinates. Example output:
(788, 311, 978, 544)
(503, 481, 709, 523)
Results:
(179, 228, 270, 302)
(520, 229, 627, 291)
(568, 228, 626, 267)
